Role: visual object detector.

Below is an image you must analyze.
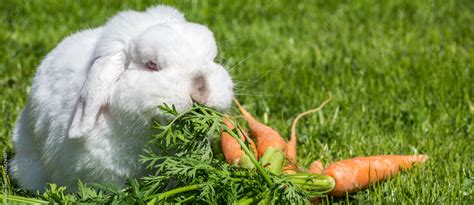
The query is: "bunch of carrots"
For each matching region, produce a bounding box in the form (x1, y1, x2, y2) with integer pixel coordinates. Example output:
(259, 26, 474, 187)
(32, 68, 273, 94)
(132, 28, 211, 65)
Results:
(221, 96, 428, 197)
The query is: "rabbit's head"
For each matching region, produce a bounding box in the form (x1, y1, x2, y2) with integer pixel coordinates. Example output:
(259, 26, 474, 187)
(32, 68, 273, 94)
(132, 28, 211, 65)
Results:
(111, 23, 233, 125)
(68, 7, 233, 139)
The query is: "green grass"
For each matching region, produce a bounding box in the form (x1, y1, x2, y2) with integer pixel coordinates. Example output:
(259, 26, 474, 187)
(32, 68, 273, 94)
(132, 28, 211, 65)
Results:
(1, 0, 473, 203)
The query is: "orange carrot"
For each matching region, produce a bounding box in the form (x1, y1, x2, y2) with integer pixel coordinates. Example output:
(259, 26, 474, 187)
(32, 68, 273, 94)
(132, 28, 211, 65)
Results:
(233, 98, 286, 157)
(221, 118, 258, 169)
(233, 98, 287, 174)
(324, 155, 428, 196)
(284, 96, 332, 173)
(308, 160, 325, 175)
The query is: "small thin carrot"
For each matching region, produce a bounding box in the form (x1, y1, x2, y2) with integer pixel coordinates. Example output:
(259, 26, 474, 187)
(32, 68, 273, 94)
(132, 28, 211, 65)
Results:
(233, 98, 286, 157)
(284, 96, 332, 173)
(308, 160, 325, 175)
(221, 118, 258, 169)
(324, 154, 428, 196)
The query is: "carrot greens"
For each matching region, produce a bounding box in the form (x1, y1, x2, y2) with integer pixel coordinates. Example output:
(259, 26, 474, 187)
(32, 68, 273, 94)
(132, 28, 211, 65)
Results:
(140, 103, 334, 204)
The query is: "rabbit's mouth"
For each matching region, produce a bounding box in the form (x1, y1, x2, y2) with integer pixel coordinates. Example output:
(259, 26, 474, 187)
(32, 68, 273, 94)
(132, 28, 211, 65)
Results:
(145, 100, 194, 125)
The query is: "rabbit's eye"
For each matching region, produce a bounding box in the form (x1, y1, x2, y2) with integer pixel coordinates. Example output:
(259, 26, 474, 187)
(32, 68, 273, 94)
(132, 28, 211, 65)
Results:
(145, 60, 160, 71)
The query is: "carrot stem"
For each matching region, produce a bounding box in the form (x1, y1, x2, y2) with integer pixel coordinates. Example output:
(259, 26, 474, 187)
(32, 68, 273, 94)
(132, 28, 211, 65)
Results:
(150, 184, 205, 201)
(284, 173, 335, 193)
(259, 147, 285, 175)
(0, 195, 49, 204)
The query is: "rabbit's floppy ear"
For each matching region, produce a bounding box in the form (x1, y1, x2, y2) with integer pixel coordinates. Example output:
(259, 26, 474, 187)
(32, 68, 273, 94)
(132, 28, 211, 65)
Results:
(68, 53, 125, 139)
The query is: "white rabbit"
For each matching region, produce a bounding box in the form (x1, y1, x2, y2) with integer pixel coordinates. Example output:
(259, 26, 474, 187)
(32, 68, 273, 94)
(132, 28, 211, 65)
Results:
(10, 5, 234, 192)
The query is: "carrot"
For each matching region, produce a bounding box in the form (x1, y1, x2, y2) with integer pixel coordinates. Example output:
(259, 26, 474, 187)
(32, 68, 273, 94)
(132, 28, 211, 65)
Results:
(233, 98, 287, 156)
(308, 160, 325, 175)
(284, 96, 332, 174)
(221, 118, 258, 169)
(233, 98, 287, 174)
(324, 154, 428, 196)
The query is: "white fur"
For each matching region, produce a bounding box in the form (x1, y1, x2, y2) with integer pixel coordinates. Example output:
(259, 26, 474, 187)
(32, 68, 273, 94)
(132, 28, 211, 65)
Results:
(10, 5, 233, 192)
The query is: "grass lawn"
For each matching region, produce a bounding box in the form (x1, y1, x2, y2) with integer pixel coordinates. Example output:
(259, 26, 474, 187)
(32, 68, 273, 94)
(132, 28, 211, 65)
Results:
(1, 0, 473, 203)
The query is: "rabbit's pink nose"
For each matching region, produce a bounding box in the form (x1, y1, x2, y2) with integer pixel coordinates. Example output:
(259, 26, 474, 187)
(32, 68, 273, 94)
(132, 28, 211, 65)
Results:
(190, 75, 210, 104)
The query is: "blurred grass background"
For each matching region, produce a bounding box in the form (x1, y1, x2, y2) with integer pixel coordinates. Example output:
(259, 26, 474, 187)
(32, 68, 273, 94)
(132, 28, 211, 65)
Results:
(0, 0, 473, 203)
